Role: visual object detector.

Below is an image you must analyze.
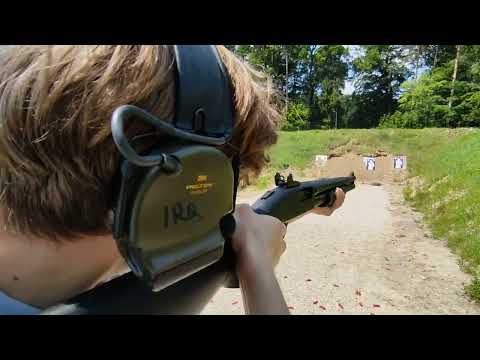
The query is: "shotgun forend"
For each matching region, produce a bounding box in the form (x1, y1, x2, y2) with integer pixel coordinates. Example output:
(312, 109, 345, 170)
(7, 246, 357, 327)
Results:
(252, 172, 356, 223)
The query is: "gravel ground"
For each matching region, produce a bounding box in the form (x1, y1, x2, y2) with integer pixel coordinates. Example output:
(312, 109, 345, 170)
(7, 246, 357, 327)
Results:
(201, 183, 480, 315)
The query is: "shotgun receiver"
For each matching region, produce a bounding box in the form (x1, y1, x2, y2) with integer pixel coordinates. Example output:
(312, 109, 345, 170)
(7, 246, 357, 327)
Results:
(252, 172, 356, 222)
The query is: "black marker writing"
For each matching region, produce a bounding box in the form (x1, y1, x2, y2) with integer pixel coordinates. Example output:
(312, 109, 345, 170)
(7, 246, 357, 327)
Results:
(163, 202, 202, 229)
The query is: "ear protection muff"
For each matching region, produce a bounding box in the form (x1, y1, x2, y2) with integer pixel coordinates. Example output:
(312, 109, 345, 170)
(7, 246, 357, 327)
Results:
(111, 45, 239, 292)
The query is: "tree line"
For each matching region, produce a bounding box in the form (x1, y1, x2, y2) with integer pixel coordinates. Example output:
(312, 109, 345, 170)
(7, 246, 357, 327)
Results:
(225, 45, 480, 129)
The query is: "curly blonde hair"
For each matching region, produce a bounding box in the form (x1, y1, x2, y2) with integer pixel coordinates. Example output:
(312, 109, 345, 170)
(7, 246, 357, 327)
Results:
(0, 45, 281, 241)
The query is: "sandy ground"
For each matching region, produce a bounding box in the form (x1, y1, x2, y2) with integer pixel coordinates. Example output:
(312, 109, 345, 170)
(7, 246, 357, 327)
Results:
(201, 183, 480, 315)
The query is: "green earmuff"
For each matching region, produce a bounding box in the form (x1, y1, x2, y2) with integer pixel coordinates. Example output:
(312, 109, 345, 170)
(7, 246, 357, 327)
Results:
(111, 46, 239, 291)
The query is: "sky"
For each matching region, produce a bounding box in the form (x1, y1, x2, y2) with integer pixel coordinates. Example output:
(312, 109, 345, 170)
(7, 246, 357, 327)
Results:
(344, 81, 355, 95)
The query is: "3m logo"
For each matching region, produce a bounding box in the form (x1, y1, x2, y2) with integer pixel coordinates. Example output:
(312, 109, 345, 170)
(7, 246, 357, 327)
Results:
(186, 175, 214, 195)
(197, 175, 208, 182)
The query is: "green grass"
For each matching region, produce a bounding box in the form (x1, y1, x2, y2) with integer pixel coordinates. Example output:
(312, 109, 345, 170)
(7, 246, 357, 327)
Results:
(403, 129, 480, 299)
(255, 128, 480, 302)
(466, 278, 480, 301)
(256, 128, 471, 189)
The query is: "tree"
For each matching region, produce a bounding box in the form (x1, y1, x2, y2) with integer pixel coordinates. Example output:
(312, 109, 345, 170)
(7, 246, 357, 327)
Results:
(235, 45, 349, 128)
(379, 74, 452, 128)
(421, 45, 457, 69)
(449, 45, 461, 112)
(380, 47, 480, 129)
(229, 44, 480, 130)
(235, 45, 309, 103)
(282, 102, 310, 130)
(350, 45, 412, 127)
(315, 45, 349, 128)
(402, 45, 429, 79)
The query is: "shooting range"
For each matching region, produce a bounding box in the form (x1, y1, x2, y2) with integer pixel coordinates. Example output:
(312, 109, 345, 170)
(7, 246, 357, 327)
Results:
(363, 157, 376, 171)
(3, 44, 479, 316)
(314, 155, 328, 167)
(393, 156, 407, 170)
(310, 152, 409, 184)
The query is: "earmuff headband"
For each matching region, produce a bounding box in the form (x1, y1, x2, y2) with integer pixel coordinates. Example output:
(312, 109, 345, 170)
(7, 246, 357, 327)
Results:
(173, 45, 234, 138)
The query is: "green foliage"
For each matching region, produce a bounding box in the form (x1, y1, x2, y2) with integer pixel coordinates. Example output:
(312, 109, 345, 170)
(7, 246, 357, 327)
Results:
(466, 278, 480, 303)
(315, 46, 349, 128)
(402, 130, 480, 287)
(234, 45, 349, 128)
(458, 90, 480, 126)
(421, 45, 457, 69)
(379, 73, 454, 128)
(381, 46, 480, 129)
(350, 45, 412, 127)
(338, 95, 356, 128)
(265, 128, 466, 173)
(236, 45, 284, 88)
(282, 102, 310, 131)
(227, 44, 479, 129)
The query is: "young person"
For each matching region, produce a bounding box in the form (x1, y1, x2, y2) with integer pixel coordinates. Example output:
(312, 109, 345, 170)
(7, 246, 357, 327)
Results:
(0, 45, 345, 314)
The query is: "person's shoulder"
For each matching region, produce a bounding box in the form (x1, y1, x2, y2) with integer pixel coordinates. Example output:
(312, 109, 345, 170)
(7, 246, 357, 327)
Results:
(0, 292, 41, 315)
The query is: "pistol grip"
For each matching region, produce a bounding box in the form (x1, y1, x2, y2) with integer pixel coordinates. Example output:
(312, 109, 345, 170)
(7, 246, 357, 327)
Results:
(219, 214, 240, 288)
(327, 189, 337, 207)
